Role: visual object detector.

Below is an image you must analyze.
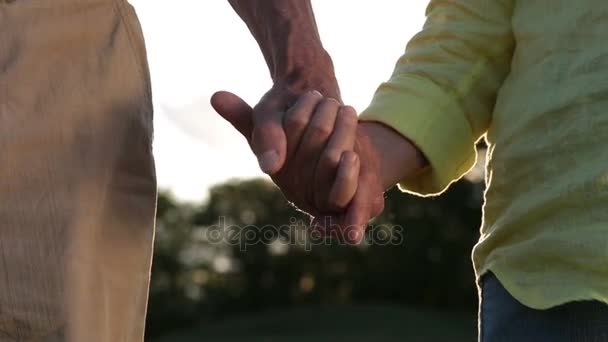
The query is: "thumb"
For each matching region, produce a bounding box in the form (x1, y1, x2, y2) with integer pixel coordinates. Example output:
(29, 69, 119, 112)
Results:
(211, 91, 254, 141)
(250, 96, 290, 175)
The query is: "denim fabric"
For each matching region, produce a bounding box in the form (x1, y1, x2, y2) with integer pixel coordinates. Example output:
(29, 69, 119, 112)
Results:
(480, 272, 608, 342)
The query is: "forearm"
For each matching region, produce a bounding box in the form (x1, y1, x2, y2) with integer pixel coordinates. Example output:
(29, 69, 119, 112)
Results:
(229, 0, 338, 97)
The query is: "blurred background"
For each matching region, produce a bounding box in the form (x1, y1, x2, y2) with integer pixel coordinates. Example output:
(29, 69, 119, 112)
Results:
(128, 1, 487, 340)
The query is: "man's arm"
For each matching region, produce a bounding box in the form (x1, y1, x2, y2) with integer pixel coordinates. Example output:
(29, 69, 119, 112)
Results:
(228, 1, 338, 98)
(218, 0, 340, 175)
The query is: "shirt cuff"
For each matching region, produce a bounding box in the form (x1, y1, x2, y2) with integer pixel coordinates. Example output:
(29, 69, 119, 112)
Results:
(359, 75, 478, 196)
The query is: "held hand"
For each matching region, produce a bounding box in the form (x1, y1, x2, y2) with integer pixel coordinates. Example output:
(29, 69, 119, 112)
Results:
(311, 123, 384, 243)
(212, 91, 426, 243)
(211, 91, 358, 217)
(216, 75, 340, 176)
(279, 92, 359, 215)
(312, 122, 428, 243)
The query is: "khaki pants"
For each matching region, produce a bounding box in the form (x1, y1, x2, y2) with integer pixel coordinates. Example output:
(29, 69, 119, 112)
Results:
(0, 0, 156, 340)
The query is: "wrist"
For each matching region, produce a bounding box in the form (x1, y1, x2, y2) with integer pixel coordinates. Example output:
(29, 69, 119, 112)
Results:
(358, 121, 428, 190)
(230, 0, 339, 100)
(272, 49, 340, 100)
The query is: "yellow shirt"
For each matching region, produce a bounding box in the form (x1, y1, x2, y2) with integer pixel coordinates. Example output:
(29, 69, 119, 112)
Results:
(360, 0, 608, 309)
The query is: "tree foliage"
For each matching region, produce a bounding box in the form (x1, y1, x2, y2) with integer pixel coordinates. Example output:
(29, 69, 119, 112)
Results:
(146, 177, 484, 338)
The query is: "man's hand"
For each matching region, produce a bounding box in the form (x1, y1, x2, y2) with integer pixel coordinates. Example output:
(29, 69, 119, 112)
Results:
(247, 73, 340, 175)
(226, 0, 340, 174)
(211, 91, 358, 216)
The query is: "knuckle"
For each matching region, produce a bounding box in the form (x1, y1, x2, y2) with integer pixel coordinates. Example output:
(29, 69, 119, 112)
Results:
(310, 122, 332, 137)
(341, 105, 356, 113)
(321, 149, 342, 167)
(340, 106, 358, 122)
(284, 112, 309, 130)
(290, 91, 321, 111)
(322, 97, 341, 108)
(327, 97, 341, 105)
(341, 151, 359, 165)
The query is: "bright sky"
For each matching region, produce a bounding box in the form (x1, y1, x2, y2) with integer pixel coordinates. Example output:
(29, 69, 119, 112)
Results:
(128, 0, 428, 203)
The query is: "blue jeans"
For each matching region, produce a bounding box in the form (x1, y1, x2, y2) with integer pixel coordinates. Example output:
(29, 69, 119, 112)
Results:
(480, 272, 608, 342)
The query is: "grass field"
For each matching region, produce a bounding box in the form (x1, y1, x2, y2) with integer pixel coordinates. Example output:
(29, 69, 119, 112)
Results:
(152, 305, 477, 342)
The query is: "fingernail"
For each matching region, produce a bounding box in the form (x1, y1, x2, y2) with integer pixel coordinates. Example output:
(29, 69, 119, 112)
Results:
(341, 152, 358, 165)
(348, 229, 363, 244)
(310, 90, 322, 97)
(258, 150, 279, 174)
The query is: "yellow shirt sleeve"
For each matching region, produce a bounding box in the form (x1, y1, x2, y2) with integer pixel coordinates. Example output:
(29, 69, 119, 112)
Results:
(360, 0, 515, 195)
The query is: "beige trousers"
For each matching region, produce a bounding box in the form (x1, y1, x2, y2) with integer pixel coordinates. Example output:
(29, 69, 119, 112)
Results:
(0, 0, 156, 340)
